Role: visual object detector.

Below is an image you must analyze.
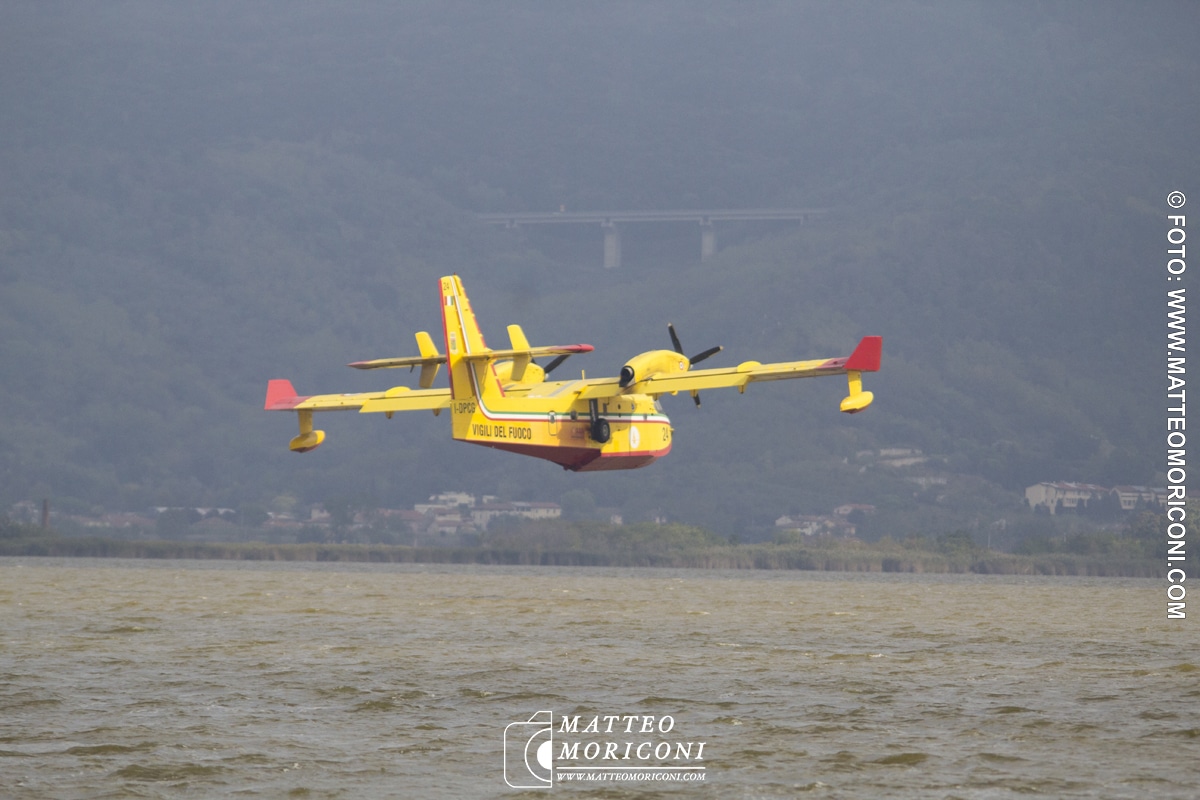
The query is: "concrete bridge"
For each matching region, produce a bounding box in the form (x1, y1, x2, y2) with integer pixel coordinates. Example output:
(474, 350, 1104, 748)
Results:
(478, 208, 827, 268)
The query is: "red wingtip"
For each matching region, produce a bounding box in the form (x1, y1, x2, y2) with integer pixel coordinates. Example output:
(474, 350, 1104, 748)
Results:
(265, 379, 301, 410)
(844, 336, 882, 372)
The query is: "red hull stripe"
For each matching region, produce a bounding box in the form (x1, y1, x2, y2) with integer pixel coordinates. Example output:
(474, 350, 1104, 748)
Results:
(469, 440, 671, 472)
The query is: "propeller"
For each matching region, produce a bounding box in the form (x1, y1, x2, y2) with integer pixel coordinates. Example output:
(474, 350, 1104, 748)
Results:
(542, 354, 571, 374)
(667, 323, 722, 406)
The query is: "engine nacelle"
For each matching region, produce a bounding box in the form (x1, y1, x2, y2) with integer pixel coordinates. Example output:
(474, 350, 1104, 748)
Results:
(619, 350, 691, 389)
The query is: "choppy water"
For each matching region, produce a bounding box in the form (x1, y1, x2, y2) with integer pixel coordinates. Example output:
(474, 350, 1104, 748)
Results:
(1, 559, 1197, 799)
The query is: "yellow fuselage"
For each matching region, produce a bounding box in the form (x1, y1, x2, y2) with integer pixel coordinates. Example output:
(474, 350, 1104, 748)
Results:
(450, 362, 672, 471)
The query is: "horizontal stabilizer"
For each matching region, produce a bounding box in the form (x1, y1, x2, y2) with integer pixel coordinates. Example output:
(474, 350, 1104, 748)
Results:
(348, 355, 446, 370)
(348, 331, 445, 371)
(462, 343, 594, 362)
(348, 332, 444, 388)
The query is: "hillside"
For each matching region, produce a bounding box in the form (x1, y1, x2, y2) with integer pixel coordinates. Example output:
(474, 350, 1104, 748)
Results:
(1, 2, 1196, 541)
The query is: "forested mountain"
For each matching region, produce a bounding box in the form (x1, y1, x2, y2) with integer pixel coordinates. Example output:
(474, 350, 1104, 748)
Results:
(1, 2, 1196, 539)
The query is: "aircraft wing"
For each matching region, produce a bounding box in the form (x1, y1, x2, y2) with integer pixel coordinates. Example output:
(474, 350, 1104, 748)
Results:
(567, 336, 882, 411)
(648, 335, 881, 391)
(639, 359, 839, 393)
(569, 364, 785, 399)
(576, 377, 625, 399)
(265, 379, 451, 415)
(360, 386, 453, 414)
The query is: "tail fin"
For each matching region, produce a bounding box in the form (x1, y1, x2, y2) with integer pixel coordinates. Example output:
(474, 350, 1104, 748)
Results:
(439, 275, 502, 402)
(414, 331, 441, 388)
(506, 324, 534, 382)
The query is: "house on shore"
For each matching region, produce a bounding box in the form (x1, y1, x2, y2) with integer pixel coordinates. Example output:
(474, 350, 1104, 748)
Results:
(1024, 482, 1165, 515)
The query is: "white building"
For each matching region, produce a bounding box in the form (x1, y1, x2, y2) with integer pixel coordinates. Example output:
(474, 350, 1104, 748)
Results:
(1110, 486, 1167, 511)
(470, 502, 562, 530)
(775, 515, 856, 538)
(1025, 482, 1112, 514)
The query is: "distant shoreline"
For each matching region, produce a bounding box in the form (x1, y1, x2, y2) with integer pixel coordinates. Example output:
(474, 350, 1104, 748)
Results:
(0, 536, 1163, 578)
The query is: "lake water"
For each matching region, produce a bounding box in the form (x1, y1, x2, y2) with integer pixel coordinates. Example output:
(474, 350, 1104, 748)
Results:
(1, 559, 1197, 798)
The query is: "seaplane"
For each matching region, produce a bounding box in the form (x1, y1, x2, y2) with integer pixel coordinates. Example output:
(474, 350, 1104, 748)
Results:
(265, 275, 881, 471)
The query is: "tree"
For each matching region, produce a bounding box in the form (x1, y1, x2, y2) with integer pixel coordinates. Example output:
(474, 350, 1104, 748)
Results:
(936, 530, 979, 557)
(559, 489, 597, 521)
(156, 508, 200, 539)
(237, 503, 270, 528)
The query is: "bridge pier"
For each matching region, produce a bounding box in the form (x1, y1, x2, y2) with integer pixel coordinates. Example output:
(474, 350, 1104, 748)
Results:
(700, 221, 716, 261)
(602, 222, 621, 269)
